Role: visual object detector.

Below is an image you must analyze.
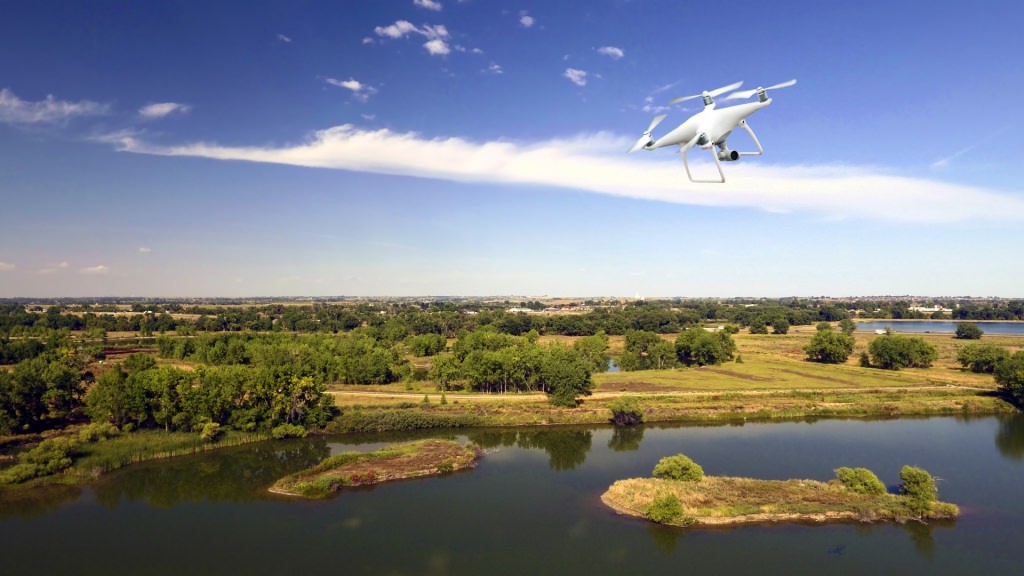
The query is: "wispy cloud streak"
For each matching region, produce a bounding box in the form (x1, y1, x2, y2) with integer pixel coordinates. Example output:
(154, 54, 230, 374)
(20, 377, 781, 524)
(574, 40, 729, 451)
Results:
(0, 88, 108, 124)
(104, 125, 1024, 223)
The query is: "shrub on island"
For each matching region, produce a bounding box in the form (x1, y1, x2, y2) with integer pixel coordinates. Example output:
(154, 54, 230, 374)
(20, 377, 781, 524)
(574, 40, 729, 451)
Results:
(834, 467, 886, 495)
(645, 493, 684, 524)
(653, 454, 704, 482)
(607, 397, 644, 426)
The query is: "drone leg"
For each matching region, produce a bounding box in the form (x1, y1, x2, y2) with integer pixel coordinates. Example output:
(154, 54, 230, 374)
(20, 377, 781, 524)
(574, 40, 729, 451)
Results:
(736, 119, 764, 156)
(682, 146, 726, 184)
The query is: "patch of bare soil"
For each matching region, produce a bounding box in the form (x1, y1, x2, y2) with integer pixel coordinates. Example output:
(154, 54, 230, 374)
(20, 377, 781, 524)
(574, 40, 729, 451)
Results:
(774, 368, 858, 386)
(596, 381, 676, 393)
(700, 367, 774, 382)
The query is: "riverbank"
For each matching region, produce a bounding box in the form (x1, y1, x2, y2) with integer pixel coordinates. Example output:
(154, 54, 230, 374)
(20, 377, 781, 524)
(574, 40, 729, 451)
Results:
(601, 476, 959, 528)
(269, 439, 478, 498)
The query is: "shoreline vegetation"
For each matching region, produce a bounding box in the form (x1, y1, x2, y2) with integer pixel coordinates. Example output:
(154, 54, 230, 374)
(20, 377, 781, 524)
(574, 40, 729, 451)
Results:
(601, 458, 958, 528)
(268, 439, 478, 498)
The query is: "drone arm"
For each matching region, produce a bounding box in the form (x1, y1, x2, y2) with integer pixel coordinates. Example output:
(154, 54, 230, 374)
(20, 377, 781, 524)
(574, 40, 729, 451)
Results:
(736, 119, 764, 156)
(681, 136, 726, 184)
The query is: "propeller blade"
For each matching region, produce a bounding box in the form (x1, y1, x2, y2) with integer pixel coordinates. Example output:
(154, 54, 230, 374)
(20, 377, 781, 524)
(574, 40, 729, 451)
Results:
(669, 81, 743, 104)
(707, 80, 744, 98)
(627, 136, 649, 153)
(646, 114, 667, 133)
(725, 79, 797, 100)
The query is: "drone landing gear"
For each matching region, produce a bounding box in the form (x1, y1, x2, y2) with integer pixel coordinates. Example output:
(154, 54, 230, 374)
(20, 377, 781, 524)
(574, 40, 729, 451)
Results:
(735, 119, 763, 157)
(682, 145, 726, 184)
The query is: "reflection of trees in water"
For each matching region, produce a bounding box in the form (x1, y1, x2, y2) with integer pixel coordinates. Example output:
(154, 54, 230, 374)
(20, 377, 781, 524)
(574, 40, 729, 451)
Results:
(0, 484, 82, 520)
(904, 522, 935, 558)
(92, 439, 331, 509)
(646, 524, 682, 555)
(607, 426, 644, 452)
(995, 415, 1024, 460)
(467, 428, 593, 471)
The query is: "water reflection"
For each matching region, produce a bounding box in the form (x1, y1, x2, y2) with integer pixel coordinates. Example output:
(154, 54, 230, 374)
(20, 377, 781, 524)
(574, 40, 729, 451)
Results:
(0, 484, 82, 520)
(995, 414, 1024, 460)
(91, 439, 330, 508)
(468, 428, 594, 471)
(607, 426, 644, 452)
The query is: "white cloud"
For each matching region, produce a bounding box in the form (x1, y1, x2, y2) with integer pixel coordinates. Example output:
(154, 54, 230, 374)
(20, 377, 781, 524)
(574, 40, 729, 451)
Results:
(373, 20, 451, 56)
(138, 102, 191, 119)
(361, 113, 377, 121)
(277, 33, 292, 43)
(325, 77, 378, 102)
(597, 46, 624, 59)
(485, 62, 504, 74)
(139, 246, 152, 254)
(107, 124, 1024, 223)
(520, 12, 535, 28)
(37, 261, 69, 275)
(423, 38, 451, 55)
(0, 88, 108, 125)
(414, 0, 442, 10)
(362, 37, 375, 44)
(81, 265, 109, 275)
(375, 20, 420, 39)
(0, 262, 14, 272)
(564, 68, 588, 87)
(641, 96, 670, 115)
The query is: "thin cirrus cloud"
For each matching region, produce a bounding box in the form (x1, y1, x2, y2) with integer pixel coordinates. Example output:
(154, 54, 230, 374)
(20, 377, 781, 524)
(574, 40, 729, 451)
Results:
(0, 87, 108, 125)
(103, 125, 1024, 224)
(414, 0, 442, 10)
(37, 262, 69, 275)
(81, 265, 109, 275)
(0, 262, 15, 272)
(138, 102, 191, 119)
(597, 46, 624, 59)
(325, 77, 378, 102)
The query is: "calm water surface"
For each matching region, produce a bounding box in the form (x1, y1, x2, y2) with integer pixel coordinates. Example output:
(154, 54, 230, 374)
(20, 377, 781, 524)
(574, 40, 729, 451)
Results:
(856, 320, 1024, 335)
(2, 416, 1024, 575)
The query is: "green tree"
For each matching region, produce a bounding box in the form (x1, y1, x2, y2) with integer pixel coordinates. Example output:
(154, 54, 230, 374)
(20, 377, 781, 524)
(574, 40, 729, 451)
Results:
(607, 396, 644, 426)
(748, 319, 769, 334)
(572, 331, 610, 373)
(956, 343, 1009, 373)
(955, 322, 984, 340)
(868, 335, 938, 370)
(900, 465, 937, 513)
(834, 467, 885, 495)
(430, 354, 462, 391)
(653, 454, 704, 482)
(994, 351, 1024, 405)
(771, 318, 790, 335)
(541, 345, 593, 407)
(675, 327, 735, 367)
(804, 330, 856, 364)
(838, 318, 857, 336)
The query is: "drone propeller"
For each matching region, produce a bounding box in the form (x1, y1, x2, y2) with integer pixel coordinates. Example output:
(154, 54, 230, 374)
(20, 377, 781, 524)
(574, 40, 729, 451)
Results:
(668, 81, 743, 105)
(627, 114, 667, 153)
(725, 79, 797, 100)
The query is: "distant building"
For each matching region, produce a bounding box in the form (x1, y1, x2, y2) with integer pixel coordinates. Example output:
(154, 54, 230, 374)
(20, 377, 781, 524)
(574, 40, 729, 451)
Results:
(507, 307, 534, 314)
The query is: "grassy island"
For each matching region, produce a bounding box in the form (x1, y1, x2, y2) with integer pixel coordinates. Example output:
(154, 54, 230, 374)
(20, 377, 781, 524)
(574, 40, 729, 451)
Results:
(269, 439, 478, 498)
(601, 457, 958, 528)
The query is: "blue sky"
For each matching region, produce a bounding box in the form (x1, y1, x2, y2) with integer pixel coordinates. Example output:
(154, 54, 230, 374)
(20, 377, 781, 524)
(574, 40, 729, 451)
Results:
(1, 0, 1022, 298)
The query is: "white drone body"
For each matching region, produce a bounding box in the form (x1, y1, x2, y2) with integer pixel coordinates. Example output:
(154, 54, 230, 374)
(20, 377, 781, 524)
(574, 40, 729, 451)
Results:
(628, 80, 796, 183)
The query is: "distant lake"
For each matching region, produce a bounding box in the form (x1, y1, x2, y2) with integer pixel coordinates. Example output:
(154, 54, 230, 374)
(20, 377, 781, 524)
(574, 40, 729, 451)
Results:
(856, 321, 1024, 335)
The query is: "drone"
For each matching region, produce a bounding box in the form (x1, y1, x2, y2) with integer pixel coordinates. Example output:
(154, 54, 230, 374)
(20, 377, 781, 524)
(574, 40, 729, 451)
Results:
(628, 79, 796, 183)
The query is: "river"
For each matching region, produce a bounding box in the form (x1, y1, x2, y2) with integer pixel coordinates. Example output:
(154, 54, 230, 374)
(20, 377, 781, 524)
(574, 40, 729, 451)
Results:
(856, 320, 1024, 335)
(2, 415, 1023, 575)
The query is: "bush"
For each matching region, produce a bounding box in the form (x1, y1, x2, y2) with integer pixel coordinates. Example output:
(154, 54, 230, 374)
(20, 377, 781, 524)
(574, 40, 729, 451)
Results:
(1, 436, 81, 484)
(771, 318, 790, 335)
(994, 351, 1024, 405)
(645, 493, 684, 524)
(957, 343, 1009, 374)
(607, 397, 644, 426)
(955, 323, 984, 340)
(900, 465, 937, 512)
(199, 422, 222, 443)
(838, 318, 857, 336)
(653, 454, 704, 482)
(834, 467, 886, 495)
(868, 335, 938, 370)
(78, 422, 121, 443)
(675, 328, 735, 367)
(804, 331, 856, 364)
(271, 423, 308, 439)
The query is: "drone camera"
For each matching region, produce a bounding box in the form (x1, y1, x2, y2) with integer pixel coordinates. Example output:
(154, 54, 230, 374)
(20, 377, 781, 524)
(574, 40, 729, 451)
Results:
(717, 149, 740, 161)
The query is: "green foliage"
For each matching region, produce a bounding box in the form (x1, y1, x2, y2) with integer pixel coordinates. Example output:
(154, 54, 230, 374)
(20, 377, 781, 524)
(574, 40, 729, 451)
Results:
(748, 319, 769, 334)
(994, 351, 1024, 405)
(957, 343, 1009, 373)
(607, 396, 644, 426)
(834, 467, 886, 495)
(327, 407, 482, 433)
(439, 392, 448, 405)
(405, 333, 447, 356)
(0, 354, 85, 433)
(771, 318, 790, 335)
(572, 331, 610, 373)
(653, 454, 704, 482)
(954, 322, 984, 340)
(645, 493, 684, 524)
(542, 344, 594, 407)
(199, 422, 222, 442)
(859, 351, 871, 367)
(271, 423, 308, 439)
(838, 318, 858, 336)
(78, 422, 121, 443)
(619, 330, 673, 371)
(900, 465, 937, 512)
(804, 330, 856, 364)
(868, 335, 938, 370)
(675, 327, 736, 367)
(0, 436, 82, 485)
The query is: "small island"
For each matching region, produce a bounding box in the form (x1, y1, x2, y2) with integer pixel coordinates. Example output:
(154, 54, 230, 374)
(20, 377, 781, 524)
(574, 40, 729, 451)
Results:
(269, 439, 479, 498)
(601, 454, 958, 528)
